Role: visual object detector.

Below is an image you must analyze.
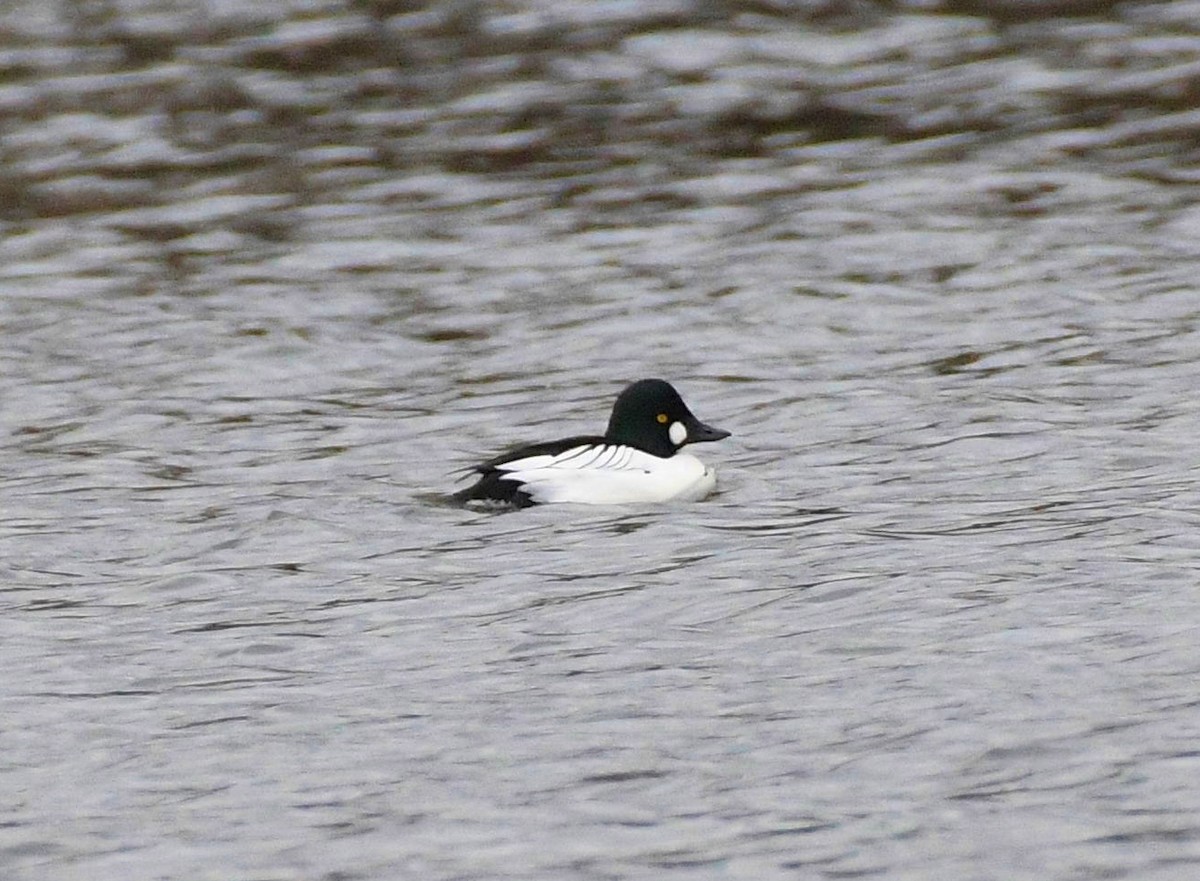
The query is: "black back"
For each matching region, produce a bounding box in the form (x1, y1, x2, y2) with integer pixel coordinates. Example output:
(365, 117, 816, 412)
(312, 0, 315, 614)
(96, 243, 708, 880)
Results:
(451, 435, 606, 508)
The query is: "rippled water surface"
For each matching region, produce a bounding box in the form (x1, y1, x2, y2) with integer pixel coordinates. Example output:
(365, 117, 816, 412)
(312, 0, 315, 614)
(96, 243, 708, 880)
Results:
(5, 1, 1200, 879)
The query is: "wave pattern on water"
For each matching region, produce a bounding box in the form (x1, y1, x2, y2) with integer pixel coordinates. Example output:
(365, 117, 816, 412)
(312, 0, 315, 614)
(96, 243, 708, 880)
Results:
(4, 2, 1200, 880)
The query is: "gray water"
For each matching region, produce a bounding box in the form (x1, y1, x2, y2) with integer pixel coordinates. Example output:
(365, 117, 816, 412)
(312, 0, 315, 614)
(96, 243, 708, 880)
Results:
(4, 1, 1200, 879)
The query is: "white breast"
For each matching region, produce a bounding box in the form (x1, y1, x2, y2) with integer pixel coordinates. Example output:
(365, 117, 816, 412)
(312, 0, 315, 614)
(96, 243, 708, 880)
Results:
(495, 444, 718, 505)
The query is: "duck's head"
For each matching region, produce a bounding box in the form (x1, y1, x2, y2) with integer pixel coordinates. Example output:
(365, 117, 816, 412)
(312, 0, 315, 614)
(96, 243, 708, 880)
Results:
(605, 378, 731, 458)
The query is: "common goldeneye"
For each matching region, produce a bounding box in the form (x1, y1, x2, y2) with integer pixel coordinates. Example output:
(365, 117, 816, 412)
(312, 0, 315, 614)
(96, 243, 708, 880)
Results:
(453, 378, 731, 508)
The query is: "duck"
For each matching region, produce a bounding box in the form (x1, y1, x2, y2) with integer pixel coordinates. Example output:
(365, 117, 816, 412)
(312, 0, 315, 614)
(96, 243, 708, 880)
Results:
(453, 378, 731, 508)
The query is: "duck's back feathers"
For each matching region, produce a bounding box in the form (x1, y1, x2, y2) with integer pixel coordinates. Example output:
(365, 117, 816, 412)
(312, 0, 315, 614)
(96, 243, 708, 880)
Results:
(453, 435, 606, 508)
(454, 436, 716, 508)
(471, 435, 608, 473)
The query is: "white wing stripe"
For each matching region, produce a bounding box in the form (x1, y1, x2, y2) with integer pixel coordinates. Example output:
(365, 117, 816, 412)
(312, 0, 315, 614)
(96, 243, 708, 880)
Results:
(500, 444, 665, 474)
(580, 447, 607, 469)
(554, 446, 596, 465)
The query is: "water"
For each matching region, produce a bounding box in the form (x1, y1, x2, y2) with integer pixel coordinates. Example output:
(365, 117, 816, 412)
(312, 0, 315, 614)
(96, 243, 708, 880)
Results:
(4, 1, 1200, 878)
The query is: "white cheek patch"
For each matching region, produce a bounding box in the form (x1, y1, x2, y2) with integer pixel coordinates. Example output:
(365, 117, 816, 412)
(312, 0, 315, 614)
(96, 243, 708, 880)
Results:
(669, 421, 688, 446)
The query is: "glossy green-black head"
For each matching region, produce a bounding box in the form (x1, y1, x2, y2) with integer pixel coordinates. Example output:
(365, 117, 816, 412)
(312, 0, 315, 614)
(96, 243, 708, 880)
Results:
(604, 379, 731, 458)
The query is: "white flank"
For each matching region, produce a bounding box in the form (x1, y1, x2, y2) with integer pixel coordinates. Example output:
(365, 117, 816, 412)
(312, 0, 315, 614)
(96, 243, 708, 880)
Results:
(495, 444, 718, 504)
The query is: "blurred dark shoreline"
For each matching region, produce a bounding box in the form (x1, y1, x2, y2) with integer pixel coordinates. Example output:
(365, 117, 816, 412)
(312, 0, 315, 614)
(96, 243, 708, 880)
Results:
(3, 0, 1200, 228)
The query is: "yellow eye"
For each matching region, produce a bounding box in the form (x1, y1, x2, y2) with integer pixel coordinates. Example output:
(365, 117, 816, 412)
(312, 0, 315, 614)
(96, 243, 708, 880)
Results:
(656, 413, 668, 424)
